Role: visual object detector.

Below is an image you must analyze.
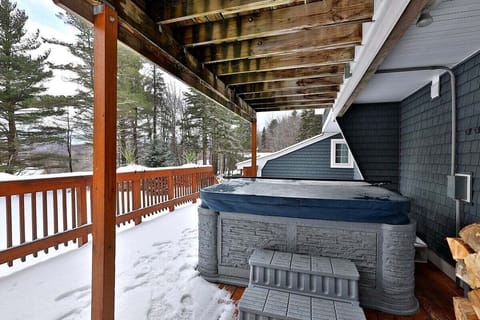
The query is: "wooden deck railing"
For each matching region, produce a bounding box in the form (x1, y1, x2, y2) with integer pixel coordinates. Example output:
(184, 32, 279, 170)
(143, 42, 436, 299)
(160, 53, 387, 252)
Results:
(0, 166, 216, 267)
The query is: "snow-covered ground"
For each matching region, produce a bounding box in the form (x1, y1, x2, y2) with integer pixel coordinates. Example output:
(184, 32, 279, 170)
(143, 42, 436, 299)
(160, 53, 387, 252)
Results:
(0, 202, 235, 320)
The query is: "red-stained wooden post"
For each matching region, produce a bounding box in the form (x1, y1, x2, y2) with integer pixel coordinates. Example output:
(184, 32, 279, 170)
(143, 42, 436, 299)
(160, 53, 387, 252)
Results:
(91, 4, 117, 320)
(132, 178, 142, 225)
(168, 171, 175, 211)
(192, 172, 197, 203)
(251, 120, 257, 177)
(77, 184, 88, 246)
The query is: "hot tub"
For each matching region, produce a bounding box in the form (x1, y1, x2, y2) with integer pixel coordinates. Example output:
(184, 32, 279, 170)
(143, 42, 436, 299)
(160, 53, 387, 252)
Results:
(198, 178, 418, 315)
(200, 179, 410, 225)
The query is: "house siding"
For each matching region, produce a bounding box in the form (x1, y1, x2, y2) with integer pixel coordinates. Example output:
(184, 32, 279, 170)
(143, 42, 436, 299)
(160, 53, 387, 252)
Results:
(338, 103, 400, 191)
(261, 134, 354, 180)
(399, 51, 480, 263)
(340, 51, 480, 264)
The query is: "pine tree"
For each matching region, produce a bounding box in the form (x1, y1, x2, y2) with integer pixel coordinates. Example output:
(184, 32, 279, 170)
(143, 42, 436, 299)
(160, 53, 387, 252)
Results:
(183, 89, 214, 165)
(0, 0, 64, 173)
(46, 12, 94, 144)
(297, 109, 322, 142)
(143, 63, 167, 145)
(117, 44, 149, 166)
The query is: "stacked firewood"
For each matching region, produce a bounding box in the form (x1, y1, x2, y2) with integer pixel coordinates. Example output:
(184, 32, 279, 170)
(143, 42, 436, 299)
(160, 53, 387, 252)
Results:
(447, 224, 480, 320)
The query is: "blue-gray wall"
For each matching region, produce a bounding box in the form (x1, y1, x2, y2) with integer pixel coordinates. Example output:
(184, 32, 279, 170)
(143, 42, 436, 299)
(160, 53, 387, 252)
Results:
(339, 51, 480, 263)
(338, 103, 400, 191)
(262, 134, 354, 180)
(399, 52, 480, 262)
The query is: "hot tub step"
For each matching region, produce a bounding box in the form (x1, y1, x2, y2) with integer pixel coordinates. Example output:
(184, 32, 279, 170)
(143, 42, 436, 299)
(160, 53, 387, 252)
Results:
(238, 287, 366, 320)
(249, 249, 359, 303)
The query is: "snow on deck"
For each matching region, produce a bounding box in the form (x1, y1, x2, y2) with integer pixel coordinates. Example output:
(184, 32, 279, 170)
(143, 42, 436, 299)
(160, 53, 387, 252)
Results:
(0, 202, 235, 320)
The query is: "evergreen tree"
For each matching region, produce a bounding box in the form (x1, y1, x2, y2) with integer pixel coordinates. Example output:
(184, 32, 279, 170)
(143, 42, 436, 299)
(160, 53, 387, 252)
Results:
(143, 63, 167, 145)
(183, 89, 214, 164)
(46, 11, 94, 144)
(0, 0, 64, 173)
(297, 109, 322, 142)
(144, 141, 174, 167)
(260, 127, 267, 150)
(117, 44, 149, 166)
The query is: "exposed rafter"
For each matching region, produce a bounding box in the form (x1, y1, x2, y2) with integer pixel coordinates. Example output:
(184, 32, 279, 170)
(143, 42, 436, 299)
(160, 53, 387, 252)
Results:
(234, 76, 345, 94)
(194, 23, 362, 64)
(151, 0, 303, 25)
(255, 104, 333, 111)
(210, 48, 354, 76)
(176, 0, 373, 46)
(221, 65, 345, 86)
(241, 87, 339, 100)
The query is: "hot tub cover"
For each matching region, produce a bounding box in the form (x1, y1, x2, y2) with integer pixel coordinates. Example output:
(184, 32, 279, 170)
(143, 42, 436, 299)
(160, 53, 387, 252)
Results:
(200, 178, 410, 225)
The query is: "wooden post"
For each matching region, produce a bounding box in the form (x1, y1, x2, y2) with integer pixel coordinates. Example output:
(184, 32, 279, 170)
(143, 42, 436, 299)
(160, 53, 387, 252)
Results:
(168, 172, 175, 211)
(77, 184, 88, 246)
(192, 173, 197, 203)
(91, 4, 117, 320)
(251, 120, 257, 177)
(132, 179, 142, 225)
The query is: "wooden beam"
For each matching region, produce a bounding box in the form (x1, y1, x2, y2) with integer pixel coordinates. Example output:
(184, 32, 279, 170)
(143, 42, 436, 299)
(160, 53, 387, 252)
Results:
(211, 48, 354, 76)
(152, 0, 302, 25)
(91, 4, 117, 320)
(255, 104, 332, 111)
(221, 65, 345, 85)
(241, 86, 339, 100)
(249, 94, 336, 104)
(337, 0, 429, 116)
(250, 99, 335, 107)
(251, 120, 257, 176)
(194, 23, 362, 64)
(54, 0, 256, 122)
(178, 0, 373, 46)
(234, 75, 344, 94)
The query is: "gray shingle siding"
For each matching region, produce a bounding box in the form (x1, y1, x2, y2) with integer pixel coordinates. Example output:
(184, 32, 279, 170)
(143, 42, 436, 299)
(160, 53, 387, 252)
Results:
(338, 103, 400, 192)
(339, 50, 480, 264)
(261, 134, 354, 180)
(399, 51, 480, 263)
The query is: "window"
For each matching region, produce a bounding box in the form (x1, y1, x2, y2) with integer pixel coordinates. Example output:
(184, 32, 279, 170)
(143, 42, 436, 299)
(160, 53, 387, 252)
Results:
(330, 139, 353, 168)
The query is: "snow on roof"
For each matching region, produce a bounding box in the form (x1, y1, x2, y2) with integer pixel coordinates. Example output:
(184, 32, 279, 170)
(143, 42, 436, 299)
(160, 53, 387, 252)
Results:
(236, 132, 339, 170)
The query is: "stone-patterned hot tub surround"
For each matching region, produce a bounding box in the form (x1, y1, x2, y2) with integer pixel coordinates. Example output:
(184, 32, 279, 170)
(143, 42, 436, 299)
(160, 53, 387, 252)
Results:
(198, 208, 418, 315)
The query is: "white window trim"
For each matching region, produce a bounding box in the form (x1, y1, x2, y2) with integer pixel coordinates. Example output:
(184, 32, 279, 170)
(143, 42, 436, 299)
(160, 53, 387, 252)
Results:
(330, 139, 354, 169)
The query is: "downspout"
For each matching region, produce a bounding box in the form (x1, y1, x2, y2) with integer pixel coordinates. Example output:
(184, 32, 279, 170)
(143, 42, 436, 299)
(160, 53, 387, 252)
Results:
(376, 66, 460, 235)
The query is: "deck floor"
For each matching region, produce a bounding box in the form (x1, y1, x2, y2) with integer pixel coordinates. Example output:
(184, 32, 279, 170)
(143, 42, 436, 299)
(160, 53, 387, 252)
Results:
(220, 262, 462, 320)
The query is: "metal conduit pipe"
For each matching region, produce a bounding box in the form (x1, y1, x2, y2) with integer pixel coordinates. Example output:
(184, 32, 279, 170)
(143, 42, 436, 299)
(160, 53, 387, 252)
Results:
(376, 66, 460, 235)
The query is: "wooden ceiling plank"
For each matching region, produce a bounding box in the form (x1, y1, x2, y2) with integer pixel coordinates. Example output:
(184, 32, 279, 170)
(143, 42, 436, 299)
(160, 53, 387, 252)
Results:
(241, 87, 340, 100)
(243, 89, 337, 101)
(152, 0, 301, 25)
(221, 65, 345, 85)
(211, 47, 354, 76)
(195, 23, 362, 64)
(255, 104, 333, 111)
(55, 0, 256, 122)
(234, 75, 345, 94)
(179, 0, 373, 46)
(250, 98, 336, 106)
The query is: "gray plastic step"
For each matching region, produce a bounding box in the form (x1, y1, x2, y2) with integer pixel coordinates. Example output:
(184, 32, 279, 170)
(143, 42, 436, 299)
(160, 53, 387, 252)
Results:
(238, 287, 366, 320)
(249, 249, 359, 303)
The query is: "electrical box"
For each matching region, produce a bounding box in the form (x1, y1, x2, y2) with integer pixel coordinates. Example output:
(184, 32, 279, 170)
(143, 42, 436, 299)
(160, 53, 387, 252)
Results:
(447, 173, 472, 202)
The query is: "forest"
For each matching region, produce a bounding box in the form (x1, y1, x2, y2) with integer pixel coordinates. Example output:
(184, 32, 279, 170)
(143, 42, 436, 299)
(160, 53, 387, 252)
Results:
(0, 0, 321, 175)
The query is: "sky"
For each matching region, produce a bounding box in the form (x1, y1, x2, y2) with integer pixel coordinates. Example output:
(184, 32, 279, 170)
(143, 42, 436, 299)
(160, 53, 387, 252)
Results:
(16, 0, 295, 129)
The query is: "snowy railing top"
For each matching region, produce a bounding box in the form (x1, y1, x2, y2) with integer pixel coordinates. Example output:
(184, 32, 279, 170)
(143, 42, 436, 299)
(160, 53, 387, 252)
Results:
(0, 166, 216, 267)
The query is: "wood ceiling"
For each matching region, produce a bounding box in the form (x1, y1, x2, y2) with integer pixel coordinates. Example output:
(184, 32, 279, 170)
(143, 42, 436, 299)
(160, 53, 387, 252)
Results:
(55, 0, 374, 122)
